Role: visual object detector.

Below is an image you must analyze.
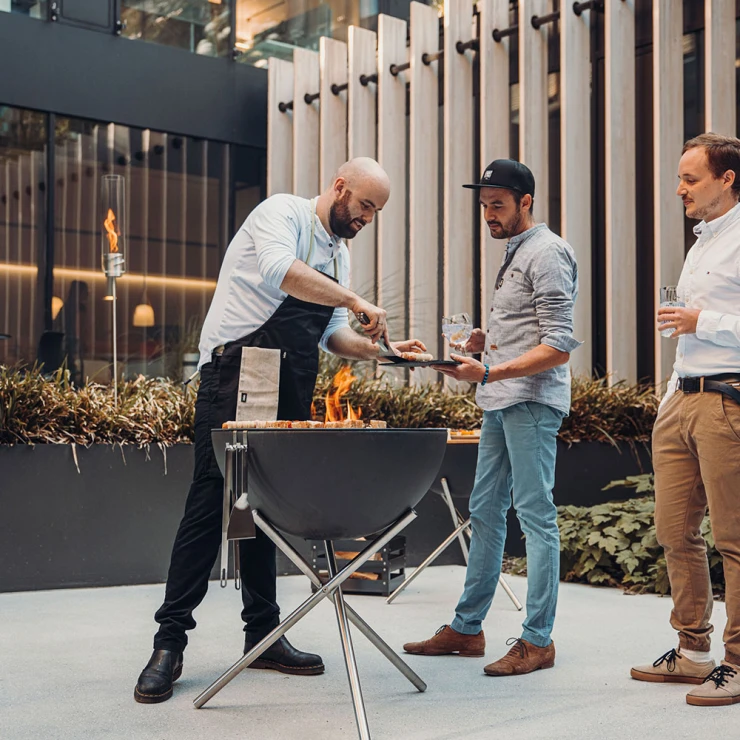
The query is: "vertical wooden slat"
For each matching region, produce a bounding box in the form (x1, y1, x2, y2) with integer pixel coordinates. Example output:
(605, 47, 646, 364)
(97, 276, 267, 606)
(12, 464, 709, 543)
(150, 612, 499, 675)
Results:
(409, 1, 440, 378)
(653, 0, 684, 386)
(319, 37, 348, 191)
(519, 0, 549, 224)
(348, 25, 378, 301)
(292, 47, 320, 198)
(605, 0, 636, 383)
(479, 0, 510, 329)
(443, 0, 475, 334)
(267, 58, 294, 197)
(377, 13, 408, 340)
(705, 0, 736, 136)
(561, 0, 592, 375)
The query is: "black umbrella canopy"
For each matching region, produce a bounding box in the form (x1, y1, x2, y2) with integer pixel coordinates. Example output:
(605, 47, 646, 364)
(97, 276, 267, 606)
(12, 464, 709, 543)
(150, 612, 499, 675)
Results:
(212, 429, 448, 539)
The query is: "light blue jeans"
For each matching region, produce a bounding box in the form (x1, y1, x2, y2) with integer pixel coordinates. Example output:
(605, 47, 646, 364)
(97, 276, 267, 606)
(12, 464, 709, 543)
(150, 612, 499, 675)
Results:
(450, 402, 564, 648)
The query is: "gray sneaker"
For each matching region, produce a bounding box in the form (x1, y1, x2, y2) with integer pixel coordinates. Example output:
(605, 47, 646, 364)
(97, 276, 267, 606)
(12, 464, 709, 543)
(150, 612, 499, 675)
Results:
(686, 662, 740, 706)
(631, 648, 716, 685)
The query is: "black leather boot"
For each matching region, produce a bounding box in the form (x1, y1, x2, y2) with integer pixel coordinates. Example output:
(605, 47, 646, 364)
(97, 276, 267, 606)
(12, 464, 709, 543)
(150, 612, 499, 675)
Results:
(244, 635, 324, 675)
(134, 649, 183, 703)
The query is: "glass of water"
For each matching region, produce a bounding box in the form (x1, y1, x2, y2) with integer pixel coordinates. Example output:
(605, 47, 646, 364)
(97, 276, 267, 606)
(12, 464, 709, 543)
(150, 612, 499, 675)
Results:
(442, 313, 473, 355)
(659, 286, 685, 338)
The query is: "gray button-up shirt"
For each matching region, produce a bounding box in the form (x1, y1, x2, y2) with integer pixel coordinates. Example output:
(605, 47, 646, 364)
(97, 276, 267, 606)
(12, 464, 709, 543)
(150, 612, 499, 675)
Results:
(476, 223, 581, 416)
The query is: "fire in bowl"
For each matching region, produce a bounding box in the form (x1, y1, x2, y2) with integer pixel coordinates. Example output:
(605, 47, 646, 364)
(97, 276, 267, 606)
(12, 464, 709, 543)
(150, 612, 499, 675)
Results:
(212, 428, 448, 540)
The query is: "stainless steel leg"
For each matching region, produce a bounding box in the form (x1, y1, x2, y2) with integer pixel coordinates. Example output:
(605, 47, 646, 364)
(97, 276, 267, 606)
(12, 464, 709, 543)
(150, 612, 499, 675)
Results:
(497, 573, 523, 610)
(193, 509, 416, 709)
(326, 541, 371, 740)
(255, 512, 426, 692)
(440, 478, 469, 563)
(458, 522, 523, 611)
(386, 518, 471, 604)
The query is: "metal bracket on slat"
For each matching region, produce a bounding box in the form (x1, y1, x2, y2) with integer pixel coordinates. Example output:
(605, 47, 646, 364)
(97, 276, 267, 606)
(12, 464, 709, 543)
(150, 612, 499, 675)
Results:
(389, 61, 411, 77)
(531, 11, 560, 30)
(573, 0, 605, 16)
(492, 24, 518, 43)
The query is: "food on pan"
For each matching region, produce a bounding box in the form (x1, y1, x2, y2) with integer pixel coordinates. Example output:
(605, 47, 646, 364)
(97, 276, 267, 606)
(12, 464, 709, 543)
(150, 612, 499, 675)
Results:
(399, 351, 434, 362)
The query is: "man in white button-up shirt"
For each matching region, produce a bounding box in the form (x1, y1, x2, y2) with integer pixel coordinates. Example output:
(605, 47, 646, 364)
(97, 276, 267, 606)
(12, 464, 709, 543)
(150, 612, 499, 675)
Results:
(631, 134, 740, 707)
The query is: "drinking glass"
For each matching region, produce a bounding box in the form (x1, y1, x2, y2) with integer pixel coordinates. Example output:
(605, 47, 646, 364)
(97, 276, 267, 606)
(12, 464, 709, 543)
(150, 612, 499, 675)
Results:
(442, 313, 473, 355)
(659, 286, 685, 338)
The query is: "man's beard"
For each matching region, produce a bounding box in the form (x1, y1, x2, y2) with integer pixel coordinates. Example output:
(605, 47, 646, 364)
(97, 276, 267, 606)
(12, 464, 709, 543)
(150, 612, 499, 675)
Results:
(490, 205, 524, 239)
(690, 192, 723, 221)
(329, 191, 359, 239)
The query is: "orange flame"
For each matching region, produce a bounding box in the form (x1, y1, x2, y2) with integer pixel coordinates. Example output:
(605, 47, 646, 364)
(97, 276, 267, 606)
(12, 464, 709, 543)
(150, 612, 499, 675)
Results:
(104, 208, 119, 253)
(325, 366, 362, 422)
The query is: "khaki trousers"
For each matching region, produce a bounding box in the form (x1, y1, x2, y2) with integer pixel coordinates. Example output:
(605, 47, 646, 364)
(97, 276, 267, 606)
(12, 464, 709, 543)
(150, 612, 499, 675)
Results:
(653, 389, 740, 664)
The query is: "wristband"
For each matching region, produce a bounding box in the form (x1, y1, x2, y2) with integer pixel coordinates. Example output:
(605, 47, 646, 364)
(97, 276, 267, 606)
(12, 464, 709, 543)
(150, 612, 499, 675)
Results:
(480, 364, 490, 386)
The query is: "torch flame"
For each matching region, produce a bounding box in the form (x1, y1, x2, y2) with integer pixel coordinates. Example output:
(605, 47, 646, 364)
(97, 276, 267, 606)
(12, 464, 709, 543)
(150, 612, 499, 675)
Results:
(325, 366, 362, 422)
(104, 208, 119, 253)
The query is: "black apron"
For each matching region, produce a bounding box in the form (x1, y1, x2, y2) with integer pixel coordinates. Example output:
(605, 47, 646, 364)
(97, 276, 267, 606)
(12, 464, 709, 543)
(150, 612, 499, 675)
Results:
(214, 201, 339, 423)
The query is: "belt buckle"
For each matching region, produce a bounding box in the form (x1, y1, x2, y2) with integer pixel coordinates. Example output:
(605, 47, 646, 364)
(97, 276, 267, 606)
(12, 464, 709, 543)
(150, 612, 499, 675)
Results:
(681, 377, 700, 394)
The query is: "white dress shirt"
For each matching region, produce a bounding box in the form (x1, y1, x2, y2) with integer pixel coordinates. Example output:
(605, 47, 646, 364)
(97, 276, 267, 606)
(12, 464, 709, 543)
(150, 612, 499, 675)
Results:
(198, 194, 350, 368)
(661, 201, 740, 405)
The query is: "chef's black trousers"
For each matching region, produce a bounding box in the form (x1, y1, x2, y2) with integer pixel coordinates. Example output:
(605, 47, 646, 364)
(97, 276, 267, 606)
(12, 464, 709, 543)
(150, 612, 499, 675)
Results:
(152, 360, 279, 653)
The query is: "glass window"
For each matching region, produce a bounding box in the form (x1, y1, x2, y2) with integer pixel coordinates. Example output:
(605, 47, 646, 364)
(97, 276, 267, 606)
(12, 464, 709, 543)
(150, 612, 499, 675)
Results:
(0, 1, 47, 18)
(50, 117, 228, 383)
(234, 0, 384, 67)
(121, 0, 231, 57)
(0, 106, 48, 368)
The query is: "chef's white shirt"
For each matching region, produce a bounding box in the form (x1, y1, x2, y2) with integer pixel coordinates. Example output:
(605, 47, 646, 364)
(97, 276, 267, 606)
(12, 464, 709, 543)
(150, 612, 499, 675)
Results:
(198, 194, 351, 369)
(661, 200, 740, 407)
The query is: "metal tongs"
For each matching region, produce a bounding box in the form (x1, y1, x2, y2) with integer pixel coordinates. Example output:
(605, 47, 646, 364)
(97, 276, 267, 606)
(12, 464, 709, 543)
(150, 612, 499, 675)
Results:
(355, 311, 407, 363)
(221, 437, 256, 589)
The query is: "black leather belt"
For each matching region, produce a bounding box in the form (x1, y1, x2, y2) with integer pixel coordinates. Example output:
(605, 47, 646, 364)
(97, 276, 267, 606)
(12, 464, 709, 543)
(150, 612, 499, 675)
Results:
(677, 374, 740, 405)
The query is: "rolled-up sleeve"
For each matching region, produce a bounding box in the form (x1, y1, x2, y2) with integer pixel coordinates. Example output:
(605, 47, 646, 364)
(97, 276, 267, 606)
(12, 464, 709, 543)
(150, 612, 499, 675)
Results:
(251, 195, 302, 289)
(320, 308, 351, 352)
(696, 309, 740, 348)
(532, 245, 582, 354)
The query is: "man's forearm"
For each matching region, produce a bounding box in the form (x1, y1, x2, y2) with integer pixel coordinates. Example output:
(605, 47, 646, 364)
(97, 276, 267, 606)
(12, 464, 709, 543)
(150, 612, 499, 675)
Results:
(325, 327, 379, 360)
(279, 259, 356, 309)
(489, 344, 569, 382)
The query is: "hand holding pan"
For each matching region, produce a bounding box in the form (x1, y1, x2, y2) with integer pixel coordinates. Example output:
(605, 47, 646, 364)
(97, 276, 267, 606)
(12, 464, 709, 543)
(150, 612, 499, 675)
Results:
(355, 312, 461, 368)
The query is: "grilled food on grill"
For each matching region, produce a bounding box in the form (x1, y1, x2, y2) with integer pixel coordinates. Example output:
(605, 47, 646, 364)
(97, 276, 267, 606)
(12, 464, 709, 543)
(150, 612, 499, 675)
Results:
(222, 419, 387, 430)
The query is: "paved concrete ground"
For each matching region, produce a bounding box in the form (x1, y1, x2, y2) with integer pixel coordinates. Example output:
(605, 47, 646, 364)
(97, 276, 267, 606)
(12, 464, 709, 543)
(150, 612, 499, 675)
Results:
(1, 567, 735, 740)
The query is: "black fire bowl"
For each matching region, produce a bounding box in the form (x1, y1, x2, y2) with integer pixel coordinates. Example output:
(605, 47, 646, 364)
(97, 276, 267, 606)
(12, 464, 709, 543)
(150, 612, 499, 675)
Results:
(212, 429, 448, 540)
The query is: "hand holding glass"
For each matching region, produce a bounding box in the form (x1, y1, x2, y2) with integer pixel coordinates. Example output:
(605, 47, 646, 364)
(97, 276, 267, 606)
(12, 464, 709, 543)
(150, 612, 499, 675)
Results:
(442, 313, 473, 355)
(659, 286, 685, 338)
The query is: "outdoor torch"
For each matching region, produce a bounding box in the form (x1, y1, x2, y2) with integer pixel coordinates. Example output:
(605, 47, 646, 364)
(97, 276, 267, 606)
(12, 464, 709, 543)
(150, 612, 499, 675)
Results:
(101, 174, 126, 401)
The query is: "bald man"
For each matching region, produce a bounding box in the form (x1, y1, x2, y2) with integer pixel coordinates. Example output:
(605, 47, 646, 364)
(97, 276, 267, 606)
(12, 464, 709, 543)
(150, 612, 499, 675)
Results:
(134, 159, 426, 703)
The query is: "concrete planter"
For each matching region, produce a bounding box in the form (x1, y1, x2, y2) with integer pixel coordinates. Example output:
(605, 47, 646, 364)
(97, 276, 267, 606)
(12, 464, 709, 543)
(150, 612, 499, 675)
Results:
(0, 439, 651, 592)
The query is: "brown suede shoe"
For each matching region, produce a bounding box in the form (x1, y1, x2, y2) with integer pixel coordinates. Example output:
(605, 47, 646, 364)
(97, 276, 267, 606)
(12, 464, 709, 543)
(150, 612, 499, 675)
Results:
(403, 625, 485, 657)
(484, 638, 555, 676)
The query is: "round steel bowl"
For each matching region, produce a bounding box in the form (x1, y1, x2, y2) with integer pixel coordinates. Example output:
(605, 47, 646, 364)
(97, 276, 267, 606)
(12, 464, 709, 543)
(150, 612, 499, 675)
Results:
(212, 429, 448, 539)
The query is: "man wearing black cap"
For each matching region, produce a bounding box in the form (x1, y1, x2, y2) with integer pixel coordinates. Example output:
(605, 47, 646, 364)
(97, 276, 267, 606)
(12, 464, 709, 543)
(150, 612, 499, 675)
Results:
(403, 159, 581, 677)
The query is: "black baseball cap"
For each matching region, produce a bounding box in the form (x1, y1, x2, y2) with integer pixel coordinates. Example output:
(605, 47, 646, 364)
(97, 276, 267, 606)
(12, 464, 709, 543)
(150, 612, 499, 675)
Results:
(463, 159, 535, 197)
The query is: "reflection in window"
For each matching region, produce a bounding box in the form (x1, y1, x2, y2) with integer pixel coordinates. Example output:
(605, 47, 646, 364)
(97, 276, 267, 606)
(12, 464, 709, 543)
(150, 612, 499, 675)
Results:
(0, 106, 47, 369)
(0, 1, 47, 18)
(121, 0, 231, 57)
(234, 0, 381, 67)
(51, 117, 227, 382)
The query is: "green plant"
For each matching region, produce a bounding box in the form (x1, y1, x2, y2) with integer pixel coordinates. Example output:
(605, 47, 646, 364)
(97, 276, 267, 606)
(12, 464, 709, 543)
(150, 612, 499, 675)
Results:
(0, 364, 661, 446)
(0, 365, 194, 446)
(559, 376, 659, 445)
(506, 486, 725, 598)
